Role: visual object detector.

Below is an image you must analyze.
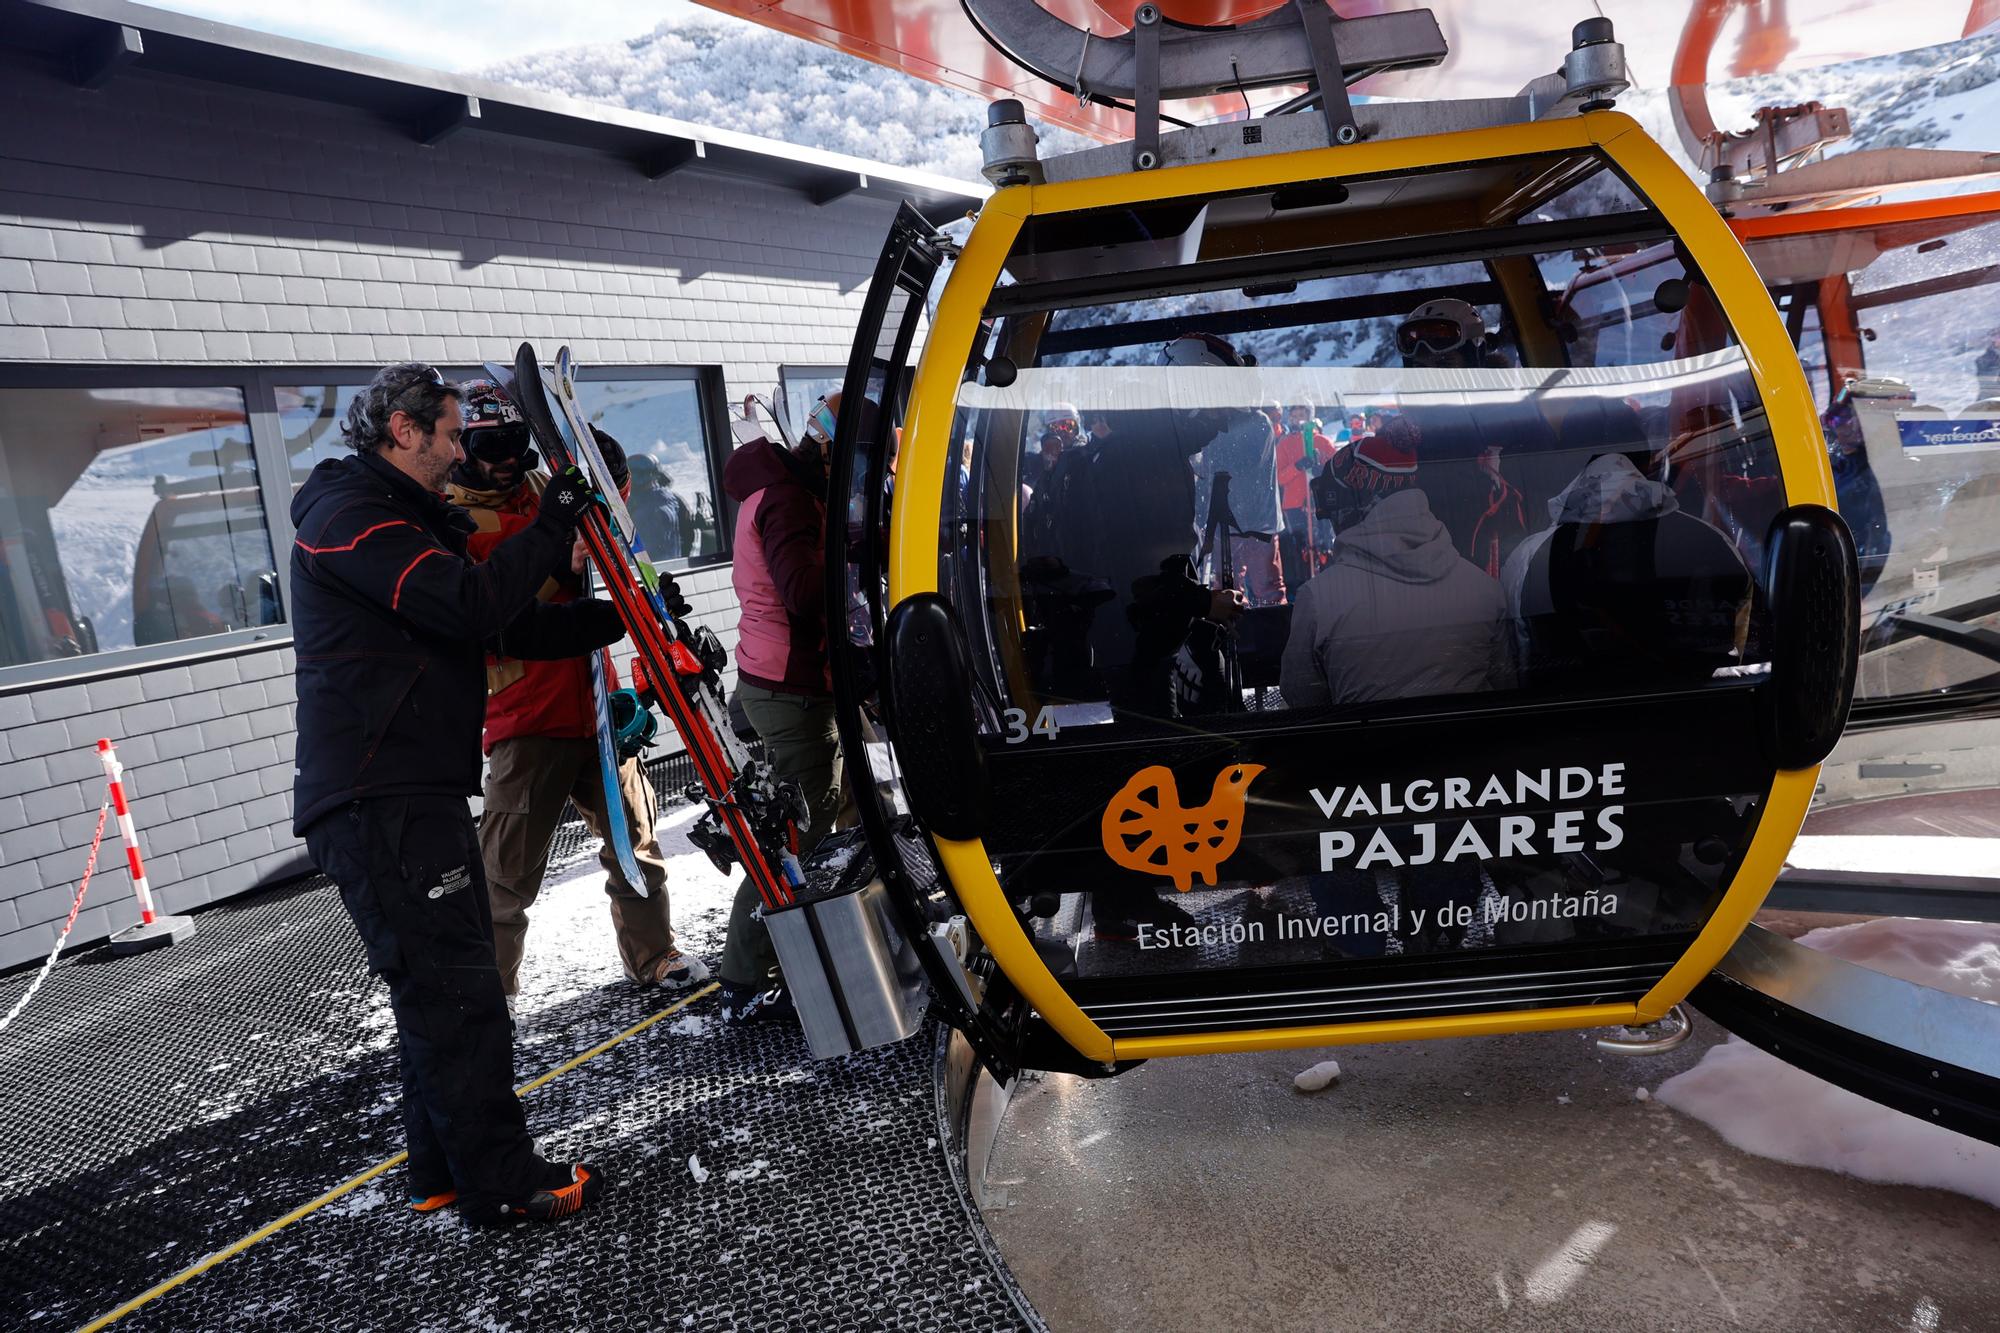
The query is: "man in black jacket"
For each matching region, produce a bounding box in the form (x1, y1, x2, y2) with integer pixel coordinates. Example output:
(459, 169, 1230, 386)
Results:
(291, 362, 623, 1226)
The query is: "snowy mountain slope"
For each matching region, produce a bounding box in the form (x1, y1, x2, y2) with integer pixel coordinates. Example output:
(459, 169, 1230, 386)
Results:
(482, 18, 2000, 187)
(482, 14, 1095, 183)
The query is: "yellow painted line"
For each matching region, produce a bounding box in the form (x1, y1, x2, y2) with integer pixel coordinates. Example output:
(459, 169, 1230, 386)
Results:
(75, 982, 719, 1333)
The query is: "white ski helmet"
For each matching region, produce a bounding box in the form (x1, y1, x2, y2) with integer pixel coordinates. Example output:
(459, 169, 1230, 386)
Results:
(1161, 332, 1244, 368)
(1396, 299, 1487, 362)
(1040, 402, 1084, 436)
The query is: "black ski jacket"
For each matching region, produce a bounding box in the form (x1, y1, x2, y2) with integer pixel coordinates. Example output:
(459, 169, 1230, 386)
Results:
(289, 451, 621, 833)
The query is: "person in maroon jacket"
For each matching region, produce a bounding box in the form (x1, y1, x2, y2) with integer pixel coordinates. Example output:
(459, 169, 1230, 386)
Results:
(715, 392, 846, 1022)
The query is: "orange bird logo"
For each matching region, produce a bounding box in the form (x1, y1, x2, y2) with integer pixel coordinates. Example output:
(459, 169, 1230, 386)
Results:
(1100, 764, 1264, 892)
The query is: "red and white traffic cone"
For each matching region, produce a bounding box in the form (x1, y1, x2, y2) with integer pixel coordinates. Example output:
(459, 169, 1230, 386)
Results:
(100, 738, 195, 955)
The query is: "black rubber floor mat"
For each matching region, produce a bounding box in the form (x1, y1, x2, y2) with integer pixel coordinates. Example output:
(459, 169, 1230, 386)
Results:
(1, 757, 1033, 1332)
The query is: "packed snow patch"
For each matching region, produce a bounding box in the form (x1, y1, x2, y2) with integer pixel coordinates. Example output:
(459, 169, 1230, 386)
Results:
(322, 1183, 388, 1218)
(687, 1154, 709, 1185)
(1656, 918, 2000, 1208)
(1293, 1058, 1341, 1092)
(511, 799, 736, 1016)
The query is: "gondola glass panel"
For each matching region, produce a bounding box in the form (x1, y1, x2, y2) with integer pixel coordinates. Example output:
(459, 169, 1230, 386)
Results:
(888, 118, 1846, 1057)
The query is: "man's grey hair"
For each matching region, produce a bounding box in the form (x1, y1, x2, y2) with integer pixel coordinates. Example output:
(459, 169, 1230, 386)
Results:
(341, 362, 460, 454)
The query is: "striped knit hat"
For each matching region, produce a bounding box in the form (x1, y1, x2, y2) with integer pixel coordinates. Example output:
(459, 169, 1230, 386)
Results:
(1325, 415, 1420, 499)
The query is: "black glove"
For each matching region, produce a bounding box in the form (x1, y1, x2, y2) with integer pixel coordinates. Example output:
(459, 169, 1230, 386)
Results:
(573, 597, 627, 649)
(590, 427, 630, 494)
(538, 465, 601, 530)
(657, 572, 694, 621)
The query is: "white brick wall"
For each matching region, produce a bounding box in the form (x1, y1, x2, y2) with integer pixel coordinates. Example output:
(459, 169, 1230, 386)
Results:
(0, 54, 901, 388)
(0, 53, 912, 969)
(0, 646, 307, 966)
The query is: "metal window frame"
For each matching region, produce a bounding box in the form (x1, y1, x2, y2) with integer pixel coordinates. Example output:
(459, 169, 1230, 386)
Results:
(778, 362, 846, 430)
(0, 360, 733, 694)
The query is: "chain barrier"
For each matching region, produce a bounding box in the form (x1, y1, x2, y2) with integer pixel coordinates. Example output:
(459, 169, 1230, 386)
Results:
(0, 788, 112, 1036)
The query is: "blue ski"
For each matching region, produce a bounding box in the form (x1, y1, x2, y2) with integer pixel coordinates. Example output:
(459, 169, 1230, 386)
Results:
(590, 645, 646, 895)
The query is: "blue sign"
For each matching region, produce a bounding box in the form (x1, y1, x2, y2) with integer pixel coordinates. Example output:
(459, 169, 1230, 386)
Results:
(1898, 418, 2000, 452)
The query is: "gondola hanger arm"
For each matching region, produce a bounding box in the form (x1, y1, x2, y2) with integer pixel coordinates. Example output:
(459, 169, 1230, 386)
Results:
(959, 0, 1446, 105)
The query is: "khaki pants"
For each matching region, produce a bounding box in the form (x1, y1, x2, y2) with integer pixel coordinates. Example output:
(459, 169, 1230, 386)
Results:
(718, 682, 847, 988)
(481, 734, 676, 996)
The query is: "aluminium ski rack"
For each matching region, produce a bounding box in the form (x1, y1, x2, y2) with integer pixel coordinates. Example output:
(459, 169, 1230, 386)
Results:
(498, 341, 810, 913)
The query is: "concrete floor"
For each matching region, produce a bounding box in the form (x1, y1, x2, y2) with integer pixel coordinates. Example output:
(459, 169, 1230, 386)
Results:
(982, 1017, 1999, 1332)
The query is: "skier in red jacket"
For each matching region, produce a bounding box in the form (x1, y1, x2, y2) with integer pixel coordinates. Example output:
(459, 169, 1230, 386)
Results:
(446, 379, 708, 1008)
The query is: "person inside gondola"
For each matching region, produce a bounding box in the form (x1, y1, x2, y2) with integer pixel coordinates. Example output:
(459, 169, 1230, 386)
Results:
(1039, 338, 1250, 720)
(1500, 450, 1754, 689)
(1279, 417, 1510, 951)
(1280, 417, 1512, 709)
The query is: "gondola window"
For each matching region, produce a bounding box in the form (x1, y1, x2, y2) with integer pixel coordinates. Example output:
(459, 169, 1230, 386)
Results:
(926, 148, 1796, 982)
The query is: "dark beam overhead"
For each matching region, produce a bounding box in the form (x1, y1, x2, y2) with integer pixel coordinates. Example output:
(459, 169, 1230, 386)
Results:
(636, 139, 702, 180)
(810, 171, 866, 207)
(70, 20, 141, 88)
(415, 93, 480, 146)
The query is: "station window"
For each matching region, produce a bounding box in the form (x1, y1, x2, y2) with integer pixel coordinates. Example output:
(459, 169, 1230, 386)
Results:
(0, 362, 732, 686)
(0, 383, 280, 670)
(275, 381, 368, 489)
(573, 371, 728, 564)
(780, 365, 846, 441)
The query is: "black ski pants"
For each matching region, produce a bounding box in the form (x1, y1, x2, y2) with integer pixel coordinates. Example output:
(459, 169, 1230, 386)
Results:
(305, 795, 550, 1215)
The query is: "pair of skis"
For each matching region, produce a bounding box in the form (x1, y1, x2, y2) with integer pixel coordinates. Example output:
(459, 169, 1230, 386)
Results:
(497, 343, 807, 915)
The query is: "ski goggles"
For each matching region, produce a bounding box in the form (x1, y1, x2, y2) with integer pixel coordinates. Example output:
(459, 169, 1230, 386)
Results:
(1396, 317, 1470, 359)
(466, 424, 536, 465)
(1042, 416, 1080, 437)
(805, 398, 837, 448)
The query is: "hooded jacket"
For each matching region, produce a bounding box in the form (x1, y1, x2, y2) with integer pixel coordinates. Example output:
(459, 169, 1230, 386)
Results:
(724, 433, 828, 695)
(1500, 454, 1673, 652)
(289, 451, 619, 833)
(1501, 454, 1752, 680)
(1279, 488, 1511, 708)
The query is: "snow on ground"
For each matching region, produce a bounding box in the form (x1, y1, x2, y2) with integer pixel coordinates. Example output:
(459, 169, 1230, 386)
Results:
(511, 799, 737, 1018)
(1292, 1058, 1341, 1093)
(1655, 917, 2000, 1209)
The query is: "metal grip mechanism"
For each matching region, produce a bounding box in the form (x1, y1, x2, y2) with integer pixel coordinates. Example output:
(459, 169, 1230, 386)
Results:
(964, 0, 1446, 172)
(1293, 0, 1359, 147)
